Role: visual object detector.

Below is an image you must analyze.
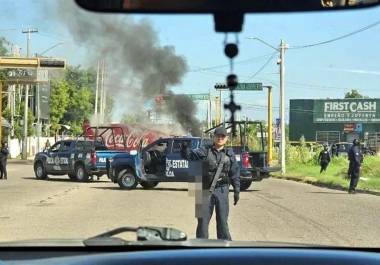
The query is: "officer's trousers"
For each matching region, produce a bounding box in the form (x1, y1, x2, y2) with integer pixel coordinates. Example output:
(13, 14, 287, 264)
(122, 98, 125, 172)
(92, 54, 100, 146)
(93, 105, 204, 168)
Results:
(196, 185, 231, 240)
(0, 159, 7, 179)
(349, 165, 360, 191)
(320, 161, 328, 173)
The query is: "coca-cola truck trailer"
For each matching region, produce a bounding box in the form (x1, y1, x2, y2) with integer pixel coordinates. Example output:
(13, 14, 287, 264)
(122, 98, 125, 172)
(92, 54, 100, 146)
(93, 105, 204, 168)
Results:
(83, 120, 169, 152)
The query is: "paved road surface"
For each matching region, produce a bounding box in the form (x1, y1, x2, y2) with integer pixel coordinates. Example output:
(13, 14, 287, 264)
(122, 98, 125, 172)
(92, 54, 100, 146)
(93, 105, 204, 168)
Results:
(0, 162, 379, 247)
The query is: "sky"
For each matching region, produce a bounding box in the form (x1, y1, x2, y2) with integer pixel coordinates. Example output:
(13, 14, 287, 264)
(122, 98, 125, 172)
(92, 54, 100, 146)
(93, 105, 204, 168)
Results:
(0, 0, 379, 123)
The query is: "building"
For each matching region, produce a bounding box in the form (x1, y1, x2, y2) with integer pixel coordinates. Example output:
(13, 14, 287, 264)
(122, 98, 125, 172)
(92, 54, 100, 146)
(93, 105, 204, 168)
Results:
(289, 99, 380, 149)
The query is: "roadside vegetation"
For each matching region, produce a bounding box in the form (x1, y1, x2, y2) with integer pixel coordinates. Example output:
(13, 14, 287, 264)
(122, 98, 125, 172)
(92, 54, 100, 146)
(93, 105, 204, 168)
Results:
(273, 137, 380, 192)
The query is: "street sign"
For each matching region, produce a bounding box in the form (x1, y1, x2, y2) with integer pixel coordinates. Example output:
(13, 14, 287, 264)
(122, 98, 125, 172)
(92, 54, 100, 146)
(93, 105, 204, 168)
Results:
(236, 83, 263, 91)
(214, 82, 263, 91)
(186, 94, 210, 100)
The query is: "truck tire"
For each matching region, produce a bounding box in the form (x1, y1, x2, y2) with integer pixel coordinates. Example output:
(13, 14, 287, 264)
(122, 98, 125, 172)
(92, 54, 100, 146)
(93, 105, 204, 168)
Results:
(240, 179, 252, 191)
(75, 164, 89, 182)
(140, 181, 159, 189)
(117, 169, 138, 190)
(34, 161, 48, 180)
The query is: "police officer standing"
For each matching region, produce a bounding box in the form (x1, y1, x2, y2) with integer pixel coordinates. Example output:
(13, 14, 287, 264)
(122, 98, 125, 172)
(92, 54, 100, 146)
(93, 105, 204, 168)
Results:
(331, 143, 337, 157)
(348, 139, 363, 194)
(0, 142, 9, 180)
(181, 126, 240, 240)
(318, 144, 331, 173)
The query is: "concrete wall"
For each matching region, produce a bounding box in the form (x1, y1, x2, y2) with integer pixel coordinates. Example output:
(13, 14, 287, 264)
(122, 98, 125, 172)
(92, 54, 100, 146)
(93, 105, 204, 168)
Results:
(8, 136, 70, 159)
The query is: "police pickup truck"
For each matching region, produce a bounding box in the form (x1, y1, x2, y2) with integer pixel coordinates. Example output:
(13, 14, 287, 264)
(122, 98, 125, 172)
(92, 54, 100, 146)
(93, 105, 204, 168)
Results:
(109, 136, 265, 190)
(34, 139, 126, 181)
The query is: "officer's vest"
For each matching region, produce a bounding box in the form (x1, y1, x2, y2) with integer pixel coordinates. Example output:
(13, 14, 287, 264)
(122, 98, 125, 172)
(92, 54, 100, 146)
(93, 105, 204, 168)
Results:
(320, 151, 329, 162)
(206, 147, 232, 186)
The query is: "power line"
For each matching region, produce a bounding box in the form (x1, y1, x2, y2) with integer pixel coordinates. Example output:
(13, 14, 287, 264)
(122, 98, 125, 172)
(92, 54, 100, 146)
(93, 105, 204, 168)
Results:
(0, 28, 18, 32)
(245, 52, 278, 81)
(189, 52, 275, 72)
(290, 19, 380, 49)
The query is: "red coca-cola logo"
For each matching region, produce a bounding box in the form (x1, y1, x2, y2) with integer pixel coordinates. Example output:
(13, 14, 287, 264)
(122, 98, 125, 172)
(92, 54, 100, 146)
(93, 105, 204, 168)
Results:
(83, 123, 166, 151)
(105, 131, 158, 150)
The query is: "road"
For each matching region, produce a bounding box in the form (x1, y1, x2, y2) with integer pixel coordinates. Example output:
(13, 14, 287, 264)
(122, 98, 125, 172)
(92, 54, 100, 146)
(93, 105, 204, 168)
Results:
(0, 162, 380, 247)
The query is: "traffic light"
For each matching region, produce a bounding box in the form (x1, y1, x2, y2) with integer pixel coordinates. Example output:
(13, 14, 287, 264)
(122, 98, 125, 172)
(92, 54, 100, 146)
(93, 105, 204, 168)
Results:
(38, 58, 66, 69)
(214, 83, 228, 89)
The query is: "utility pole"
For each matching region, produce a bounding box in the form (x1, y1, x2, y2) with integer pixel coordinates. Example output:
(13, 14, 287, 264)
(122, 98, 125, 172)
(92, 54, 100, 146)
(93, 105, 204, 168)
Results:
(21, 28, 37, 159)
(99, 60, 105, 124)
(247, 37, 287, 172)
(279, 40, 287, 175)
(22, 85, 29, 159)
(102, 61, 106, 123)
(266, 86, 273, 166)
(22, 28, 38, 58)
(208, 90, 212, 128)
(94, 61, 100, 125)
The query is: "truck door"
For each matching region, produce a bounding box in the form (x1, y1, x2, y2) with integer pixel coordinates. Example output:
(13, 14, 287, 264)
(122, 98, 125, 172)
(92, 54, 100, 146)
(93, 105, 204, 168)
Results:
(45, 141, 62, 173)
(165, 139, 196, 181)
(58, 141, 73, 172)
(142, 139, 170, 177)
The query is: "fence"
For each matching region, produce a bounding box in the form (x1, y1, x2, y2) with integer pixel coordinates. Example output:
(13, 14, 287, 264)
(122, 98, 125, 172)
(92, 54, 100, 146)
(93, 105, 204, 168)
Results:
(8, 136, 69, 159)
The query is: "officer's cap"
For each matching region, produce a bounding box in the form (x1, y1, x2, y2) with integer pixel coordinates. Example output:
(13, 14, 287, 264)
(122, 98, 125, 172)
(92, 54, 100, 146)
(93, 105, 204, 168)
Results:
(214, 127, 228, 136)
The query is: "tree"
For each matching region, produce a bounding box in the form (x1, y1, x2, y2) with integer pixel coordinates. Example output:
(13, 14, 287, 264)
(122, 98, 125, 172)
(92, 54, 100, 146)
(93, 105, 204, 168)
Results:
(0, 37, 10, 84)
(3, 104, 35, 140)
(344, 89, 366, 99)
(49, 66, 96, 135)
(63, 87, 93, 134)
(50, 80, 70, 133)
(0, 37, 9, 56)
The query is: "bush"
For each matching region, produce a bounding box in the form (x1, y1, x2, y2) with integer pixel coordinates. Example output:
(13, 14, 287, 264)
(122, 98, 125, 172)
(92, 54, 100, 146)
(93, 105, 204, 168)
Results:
(286, 136, 318, 165)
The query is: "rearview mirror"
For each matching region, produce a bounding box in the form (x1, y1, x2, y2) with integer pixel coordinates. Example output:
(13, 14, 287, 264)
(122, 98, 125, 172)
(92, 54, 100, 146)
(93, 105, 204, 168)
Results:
(136, 226, 187, 241)
(76, 0, 380, 13)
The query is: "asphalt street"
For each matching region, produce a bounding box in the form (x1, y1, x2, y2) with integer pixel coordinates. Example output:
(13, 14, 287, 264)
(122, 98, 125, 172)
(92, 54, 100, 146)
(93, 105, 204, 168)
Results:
(0, 162, 379, 247)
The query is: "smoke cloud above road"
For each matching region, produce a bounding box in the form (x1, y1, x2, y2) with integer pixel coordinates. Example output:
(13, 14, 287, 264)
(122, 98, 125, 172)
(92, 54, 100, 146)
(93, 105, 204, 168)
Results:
(49, 1, 201, 136)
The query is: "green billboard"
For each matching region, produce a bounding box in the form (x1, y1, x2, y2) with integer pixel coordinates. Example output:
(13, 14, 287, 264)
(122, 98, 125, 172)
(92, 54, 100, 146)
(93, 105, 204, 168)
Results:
(313, 99, 380, 123)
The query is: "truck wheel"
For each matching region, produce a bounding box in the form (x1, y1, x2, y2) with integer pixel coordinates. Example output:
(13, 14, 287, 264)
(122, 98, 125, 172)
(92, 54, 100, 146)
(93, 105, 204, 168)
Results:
(240, 179, 252, 191)
(140, 181, 159, 189)
(118, 169, 138, 190)
(75, 164, 89, 182)
(34, 162, 47, 180)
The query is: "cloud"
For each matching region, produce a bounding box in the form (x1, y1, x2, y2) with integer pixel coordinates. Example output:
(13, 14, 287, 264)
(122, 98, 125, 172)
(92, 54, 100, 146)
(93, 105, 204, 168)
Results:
(323, 67, 380, 76)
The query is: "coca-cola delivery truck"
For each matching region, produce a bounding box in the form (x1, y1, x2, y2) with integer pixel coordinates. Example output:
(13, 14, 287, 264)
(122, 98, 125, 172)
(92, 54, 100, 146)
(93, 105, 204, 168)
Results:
(83, 120, 169, 151)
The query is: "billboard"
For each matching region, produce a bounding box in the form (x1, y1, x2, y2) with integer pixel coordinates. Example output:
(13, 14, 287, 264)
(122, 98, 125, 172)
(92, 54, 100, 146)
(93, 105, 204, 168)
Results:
(313, 99, 380, 123)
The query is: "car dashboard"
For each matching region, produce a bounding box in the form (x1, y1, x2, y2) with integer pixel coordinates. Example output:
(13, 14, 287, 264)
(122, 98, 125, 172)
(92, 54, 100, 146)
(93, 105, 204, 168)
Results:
(0, 248, 379, 265)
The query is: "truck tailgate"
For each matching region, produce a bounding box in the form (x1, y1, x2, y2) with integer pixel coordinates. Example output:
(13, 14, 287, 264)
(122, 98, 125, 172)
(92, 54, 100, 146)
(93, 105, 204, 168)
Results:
(95, 150, 127, 169)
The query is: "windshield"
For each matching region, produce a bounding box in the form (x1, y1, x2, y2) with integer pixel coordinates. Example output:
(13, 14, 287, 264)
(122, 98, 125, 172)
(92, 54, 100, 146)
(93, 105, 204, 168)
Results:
(0, 0, 380, 248)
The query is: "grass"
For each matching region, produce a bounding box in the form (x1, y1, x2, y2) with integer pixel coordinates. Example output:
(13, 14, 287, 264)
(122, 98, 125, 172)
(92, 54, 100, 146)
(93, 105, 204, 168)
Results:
(273, 155, 380, 192)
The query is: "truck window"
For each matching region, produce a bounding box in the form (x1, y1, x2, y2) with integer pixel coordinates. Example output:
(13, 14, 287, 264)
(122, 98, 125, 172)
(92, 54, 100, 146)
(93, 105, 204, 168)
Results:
(50, 142, 62, 152)
(172, 140, 195, 153)
(147, 141, 169, 153)
(61, 141, 72, 152)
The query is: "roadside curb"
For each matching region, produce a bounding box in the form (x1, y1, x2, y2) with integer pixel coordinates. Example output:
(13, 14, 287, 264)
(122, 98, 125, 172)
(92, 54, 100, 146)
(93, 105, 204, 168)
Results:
(271, 175, 380, 196)
(8, 159, 34, 165)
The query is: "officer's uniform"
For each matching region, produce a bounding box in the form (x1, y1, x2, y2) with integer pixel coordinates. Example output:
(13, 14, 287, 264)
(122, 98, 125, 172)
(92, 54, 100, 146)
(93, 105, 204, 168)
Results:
(318, 147, 331, 173)
(0, 144, 9, 180)
(182, 129, 240, 240)
(331, 144, 337, 157)
(348, 140, 363, 193)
